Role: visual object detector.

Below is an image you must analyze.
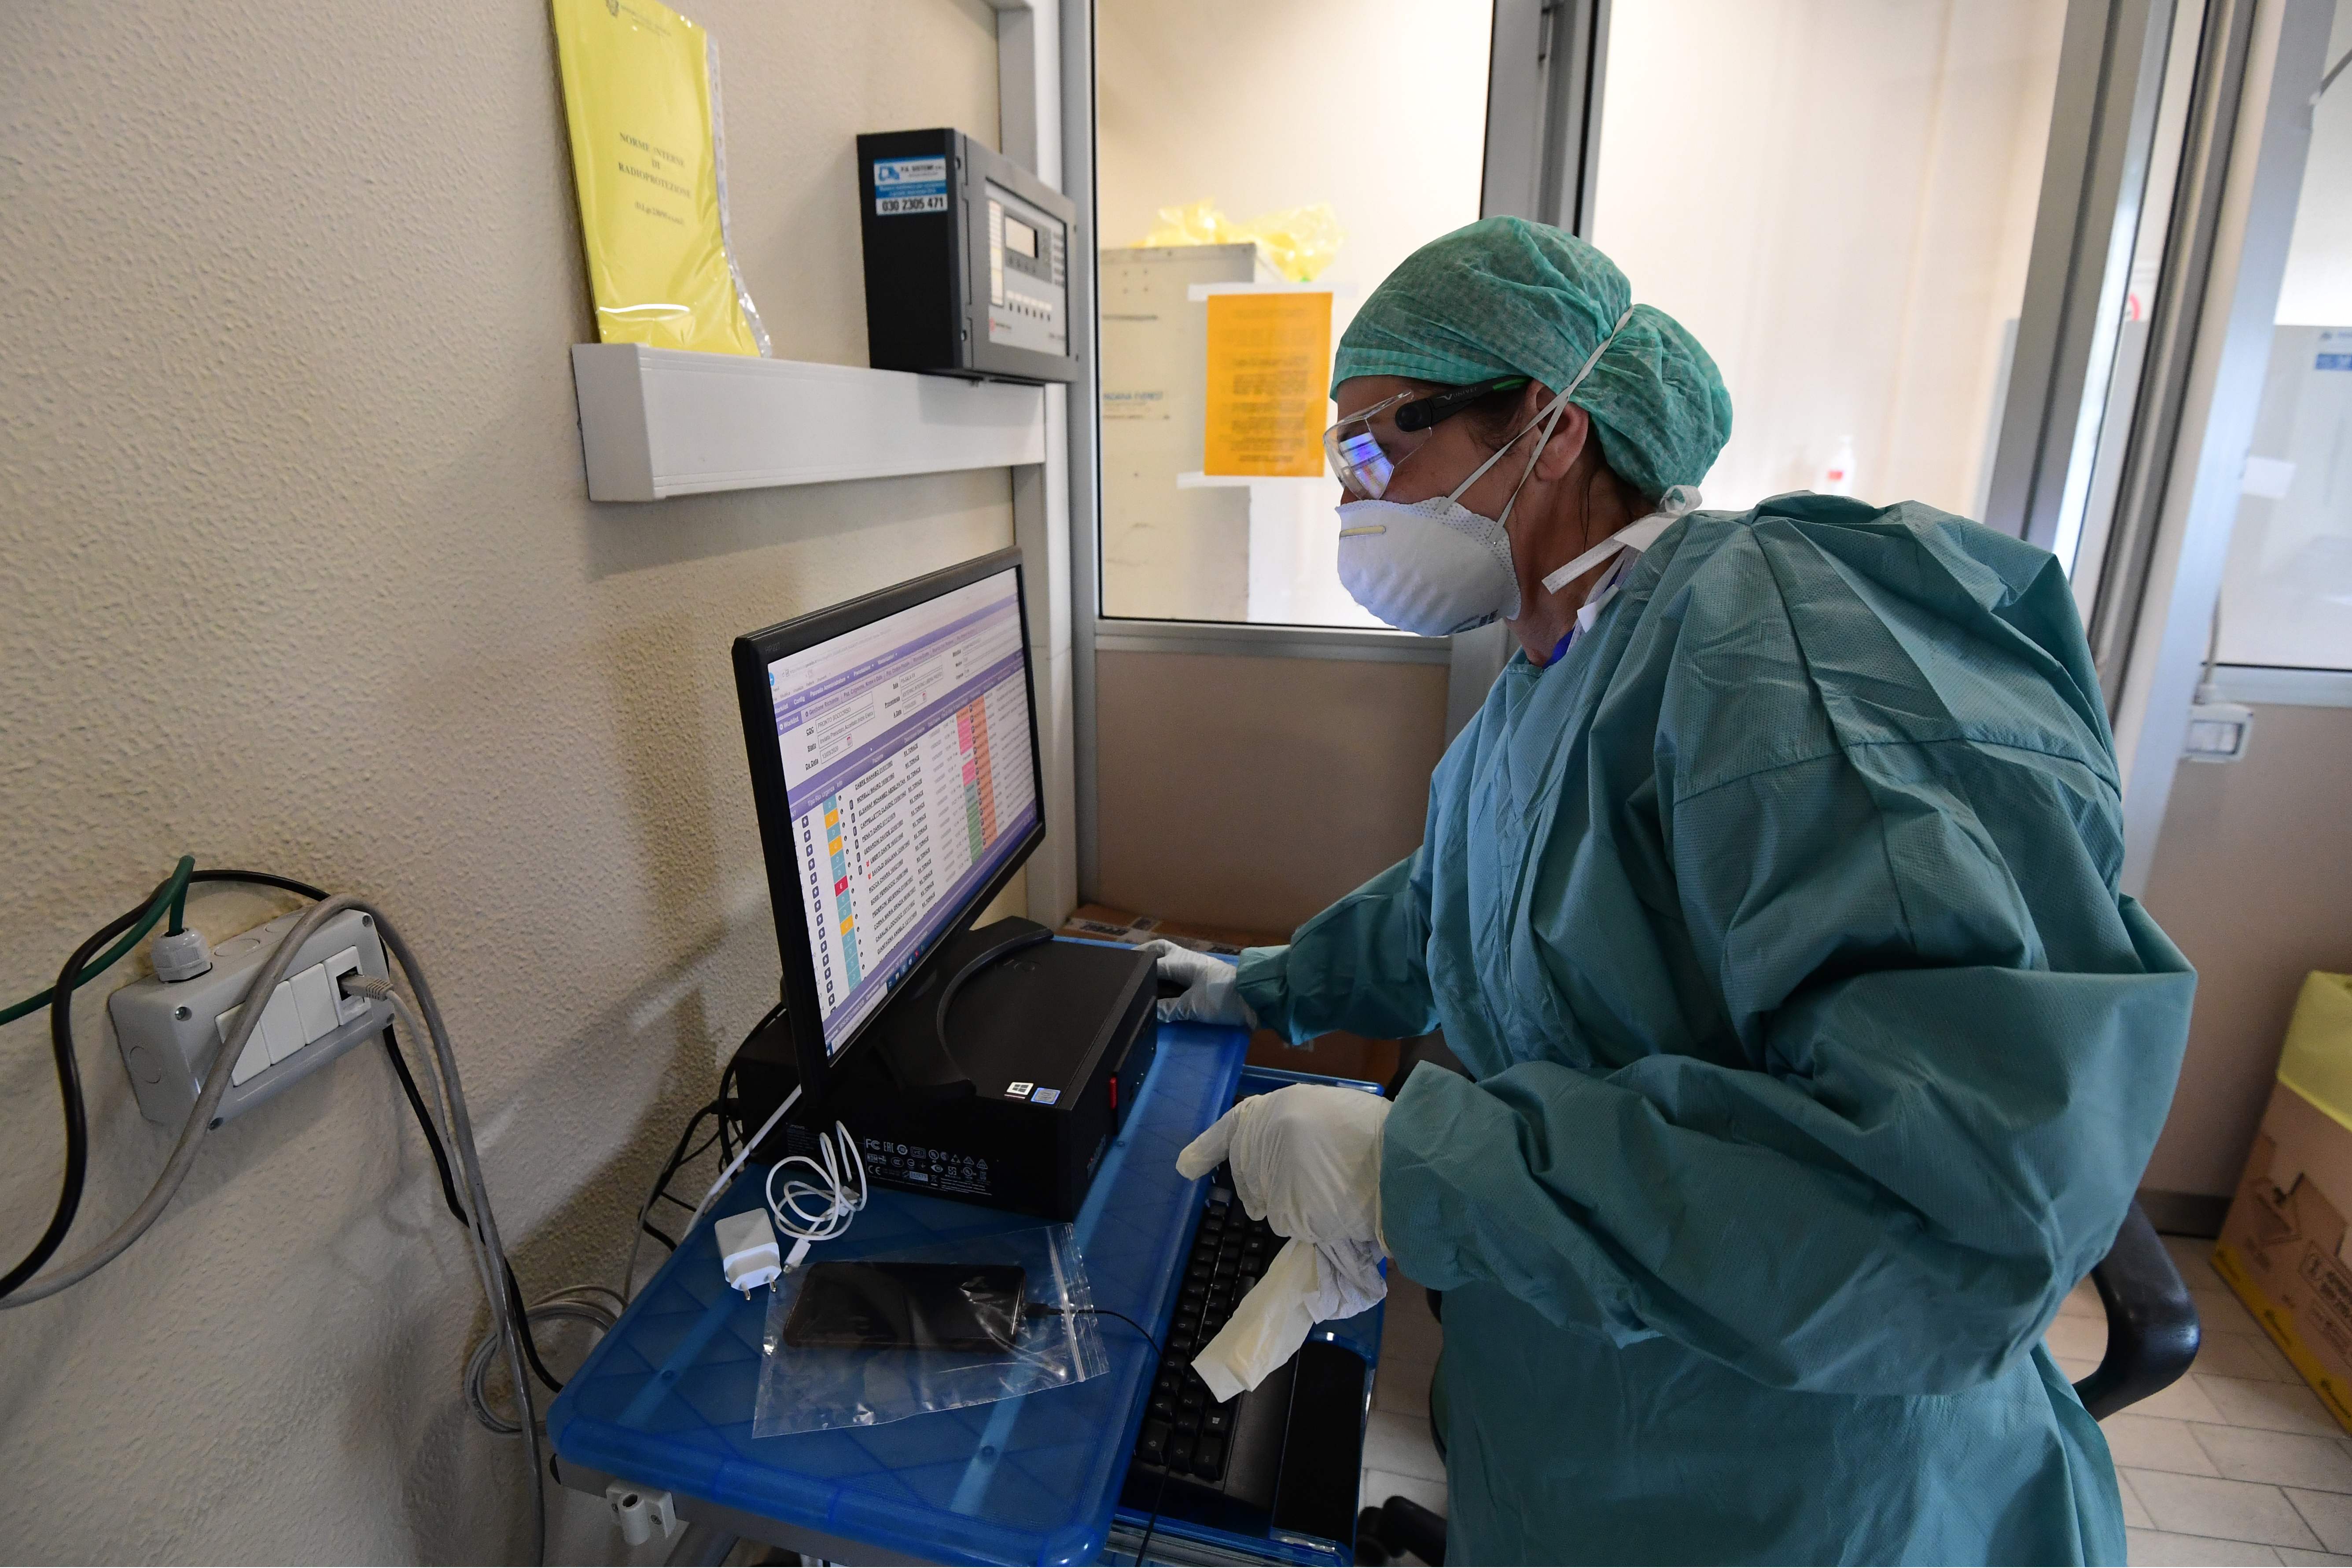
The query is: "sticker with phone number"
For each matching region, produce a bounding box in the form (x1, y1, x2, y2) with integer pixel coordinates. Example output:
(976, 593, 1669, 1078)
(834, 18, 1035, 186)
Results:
(873, 155, 948, 215)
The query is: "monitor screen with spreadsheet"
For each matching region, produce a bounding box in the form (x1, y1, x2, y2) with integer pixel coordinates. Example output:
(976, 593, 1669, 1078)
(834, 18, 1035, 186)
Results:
(732, 551, 1043, 1067)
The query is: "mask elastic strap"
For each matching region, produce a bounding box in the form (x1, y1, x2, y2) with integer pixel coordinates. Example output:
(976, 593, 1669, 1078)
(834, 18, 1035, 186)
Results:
(1443, 306, 1637, 512)
(1540, 483, 1703, 595)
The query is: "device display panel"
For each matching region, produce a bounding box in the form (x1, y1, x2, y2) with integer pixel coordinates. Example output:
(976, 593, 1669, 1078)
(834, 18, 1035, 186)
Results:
(755, 565, 1040, 1060)
(984, 181, 1068, 357)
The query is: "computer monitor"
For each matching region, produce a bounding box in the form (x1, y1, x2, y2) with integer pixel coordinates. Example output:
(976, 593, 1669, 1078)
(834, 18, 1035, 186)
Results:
(732, 548, 1045, 1098)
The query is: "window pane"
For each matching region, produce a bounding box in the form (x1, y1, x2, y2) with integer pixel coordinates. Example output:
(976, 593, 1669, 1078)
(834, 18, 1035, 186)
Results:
(2215, 1, 2352, 672)
(2060, 0, 2202, 615)
(1590, 0, 2068, 518)
(1094, 0, 1495, 625)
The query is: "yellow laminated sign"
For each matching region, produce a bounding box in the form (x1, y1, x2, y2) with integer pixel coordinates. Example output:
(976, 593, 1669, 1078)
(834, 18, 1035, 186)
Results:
(1203, 293, 1332, 478)
(551, 0, 767, 356)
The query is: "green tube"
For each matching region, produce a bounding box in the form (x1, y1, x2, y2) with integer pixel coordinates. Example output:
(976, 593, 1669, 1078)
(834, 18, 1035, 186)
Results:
(0, 856, 196, 1029)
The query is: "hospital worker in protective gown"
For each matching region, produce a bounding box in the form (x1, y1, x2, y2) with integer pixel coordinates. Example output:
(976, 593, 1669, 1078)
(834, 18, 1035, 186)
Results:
(1147, 217, 2195, 1565)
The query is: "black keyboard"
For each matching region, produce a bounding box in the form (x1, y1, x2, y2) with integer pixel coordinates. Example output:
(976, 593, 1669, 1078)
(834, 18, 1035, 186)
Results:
(1137, 1178, 1272, 1486)
(1120, 1172, 1369, 1547)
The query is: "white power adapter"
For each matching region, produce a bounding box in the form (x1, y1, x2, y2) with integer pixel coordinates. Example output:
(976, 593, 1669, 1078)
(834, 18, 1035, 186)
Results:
(714, 1208, 783, 1294)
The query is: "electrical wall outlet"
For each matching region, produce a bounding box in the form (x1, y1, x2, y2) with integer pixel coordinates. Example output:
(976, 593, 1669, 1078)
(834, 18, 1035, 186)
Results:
(2183, 699, 2254, 763)
(108, 908, 394, 1127)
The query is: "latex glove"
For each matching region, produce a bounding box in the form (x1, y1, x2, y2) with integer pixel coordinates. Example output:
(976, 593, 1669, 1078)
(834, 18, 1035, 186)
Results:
(1140, 938, 1258, 1028)
(1192, 1235, 1386, 1401)
(1177, 1083, 1388, 1247)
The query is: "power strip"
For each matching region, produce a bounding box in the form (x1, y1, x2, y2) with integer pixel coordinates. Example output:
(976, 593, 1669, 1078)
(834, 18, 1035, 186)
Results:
(108, 908, 395, 1127)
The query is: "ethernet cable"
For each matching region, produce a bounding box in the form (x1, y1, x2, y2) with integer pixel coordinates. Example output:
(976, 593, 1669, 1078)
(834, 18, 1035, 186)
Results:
(0, 855, 194, 1298)
(2, 881, 548, 1564)
(0, 891, 362, 1306)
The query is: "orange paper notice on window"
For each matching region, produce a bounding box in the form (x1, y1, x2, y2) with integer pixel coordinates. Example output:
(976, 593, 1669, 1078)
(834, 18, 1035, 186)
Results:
(1202, 292, 1332, 477)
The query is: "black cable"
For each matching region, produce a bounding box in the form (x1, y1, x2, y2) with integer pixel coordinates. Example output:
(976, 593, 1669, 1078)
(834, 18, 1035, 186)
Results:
(187, 868, 332, 900)
(625, 1095, 728, 1262)
(204, 870, 568, 1395)
(380, 1026, 469, 1224)
(716, 1058, 739, 1166)
(376, 1015, 571, 1395)
(1030, 1303, 1174, 1565)
(187, 872, 577, 1392)
(927, 926, 1053, 1090)
(0, 873, 180, 1299)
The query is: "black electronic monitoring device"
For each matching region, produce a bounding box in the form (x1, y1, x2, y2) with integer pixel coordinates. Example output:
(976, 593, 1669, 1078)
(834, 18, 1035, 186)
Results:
(855, 129, 1079, 384)
(729, 548, 1155, 1222)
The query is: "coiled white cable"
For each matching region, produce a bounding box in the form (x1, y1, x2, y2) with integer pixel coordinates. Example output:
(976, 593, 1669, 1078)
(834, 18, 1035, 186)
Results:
(764, 1120, 869, 1265)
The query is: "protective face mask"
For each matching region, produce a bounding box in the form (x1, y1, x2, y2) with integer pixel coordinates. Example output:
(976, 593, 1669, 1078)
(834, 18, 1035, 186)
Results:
(1333, 390, 1572, 635)
(1336, 309, 1632, 637)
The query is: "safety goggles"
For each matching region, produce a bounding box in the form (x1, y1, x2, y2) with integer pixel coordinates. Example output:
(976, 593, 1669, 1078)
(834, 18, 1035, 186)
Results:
(1324, 375, 1532, 500)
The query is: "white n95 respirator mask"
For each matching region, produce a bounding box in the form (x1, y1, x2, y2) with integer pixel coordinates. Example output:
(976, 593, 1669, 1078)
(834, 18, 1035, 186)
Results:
(1333, 311, 1631, 637)
(1334, 493, 1524, 637)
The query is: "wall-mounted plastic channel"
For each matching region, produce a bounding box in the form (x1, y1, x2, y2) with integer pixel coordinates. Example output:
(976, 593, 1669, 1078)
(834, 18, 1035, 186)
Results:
(570, 344, 1048, 502)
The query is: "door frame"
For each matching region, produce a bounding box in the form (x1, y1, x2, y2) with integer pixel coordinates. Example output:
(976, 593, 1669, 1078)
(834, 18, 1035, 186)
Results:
(2090, 0, 2336, 891)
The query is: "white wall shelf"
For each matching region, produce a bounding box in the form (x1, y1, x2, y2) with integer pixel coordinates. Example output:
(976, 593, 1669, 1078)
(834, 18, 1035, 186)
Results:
(571, 344, 1047, 502)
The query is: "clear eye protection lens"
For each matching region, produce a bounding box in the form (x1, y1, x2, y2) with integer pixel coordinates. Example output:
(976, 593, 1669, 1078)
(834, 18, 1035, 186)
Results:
(1324, 390, 1418, 499)
(1328, 426, 1393, 498)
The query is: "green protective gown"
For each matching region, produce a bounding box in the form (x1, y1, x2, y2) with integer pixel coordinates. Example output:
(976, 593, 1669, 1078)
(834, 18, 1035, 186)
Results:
(1236, 494, 2195, 1565)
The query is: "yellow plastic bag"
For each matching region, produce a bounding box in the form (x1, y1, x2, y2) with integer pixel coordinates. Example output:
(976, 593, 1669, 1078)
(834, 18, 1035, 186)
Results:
(1141, 200, 1346, 284)
(551, 0, 768, 355)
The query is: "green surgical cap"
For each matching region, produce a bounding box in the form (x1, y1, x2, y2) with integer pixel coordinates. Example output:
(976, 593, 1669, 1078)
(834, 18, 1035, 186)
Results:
(1332, 217, 1733, 498)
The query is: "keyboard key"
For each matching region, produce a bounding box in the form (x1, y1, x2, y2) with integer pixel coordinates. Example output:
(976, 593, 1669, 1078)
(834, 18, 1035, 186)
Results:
(1166, 1434, 1194, 1471)
(1203, 1403, 1233, 1435)
(1194, 1437, 1225, 1480)
(1150, 1395, 1175, 1421)
(1138, 1420, 1169, 1466)
(1179, 1387, 1204, 1410)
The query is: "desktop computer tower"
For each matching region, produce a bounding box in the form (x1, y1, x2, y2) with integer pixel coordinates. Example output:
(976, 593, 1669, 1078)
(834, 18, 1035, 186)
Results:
(732, 922, 1158, 1223)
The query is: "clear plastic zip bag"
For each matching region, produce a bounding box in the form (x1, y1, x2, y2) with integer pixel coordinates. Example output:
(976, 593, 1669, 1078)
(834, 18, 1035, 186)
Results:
(754, 1223, 1109, 1436)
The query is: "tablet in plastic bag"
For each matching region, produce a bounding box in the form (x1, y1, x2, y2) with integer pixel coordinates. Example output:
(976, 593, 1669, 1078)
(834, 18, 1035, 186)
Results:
(756, 1224, 1107, 1435)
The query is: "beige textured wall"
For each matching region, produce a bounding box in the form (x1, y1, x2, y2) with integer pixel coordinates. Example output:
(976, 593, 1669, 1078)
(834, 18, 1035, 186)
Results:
(2141, 705, 2352, 1200)
(0, 2, 1020, 1560)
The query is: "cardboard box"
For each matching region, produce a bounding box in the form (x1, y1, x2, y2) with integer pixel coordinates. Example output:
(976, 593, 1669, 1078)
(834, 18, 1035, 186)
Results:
(2214, 973, 2352, 1434)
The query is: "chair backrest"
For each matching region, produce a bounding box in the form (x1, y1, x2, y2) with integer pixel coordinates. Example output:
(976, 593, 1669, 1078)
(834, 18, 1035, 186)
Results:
(2072, 1199, 2202, 1419)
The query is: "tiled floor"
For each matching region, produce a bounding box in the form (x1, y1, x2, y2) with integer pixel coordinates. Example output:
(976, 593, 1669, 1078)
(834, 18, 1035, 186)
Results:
(1357, 1237, 2352, 1565)
(2087, 1235, 2352, 1565)
(1360, 1267, 1447, 1557)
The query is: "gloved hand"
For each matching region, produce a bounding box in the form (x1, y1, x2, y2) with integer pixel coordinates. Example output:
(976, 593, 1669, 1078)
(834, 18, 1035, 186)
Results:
(1176, 1083, 1389, 1246)
(1192, 1236, 1385, 1402)
(1140, 939, 1258, 1028)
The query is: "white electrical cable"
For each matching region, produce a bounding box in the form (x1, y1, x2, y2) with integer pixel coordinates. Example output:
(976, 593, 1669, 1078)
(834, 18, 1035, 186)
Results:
(463, 1286, 619, 1435)
(342, 922, 547, 1568)
(2, 893, 547, 1564)
(618, 1082, 804, 1304)
(0, 894, 364, 1306)
(684, 1085, 801, 1234)
(763, 1120, 869, 1270)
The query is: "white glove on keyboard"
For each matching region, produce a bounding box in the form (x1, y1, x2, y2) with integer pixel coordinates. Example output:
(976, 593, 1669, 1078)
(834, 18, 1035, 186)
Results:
(1141, 939, 1258, 1028)
(1176, 1083, 1389, 1247)
(1191, 1236, 1386, 1401)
